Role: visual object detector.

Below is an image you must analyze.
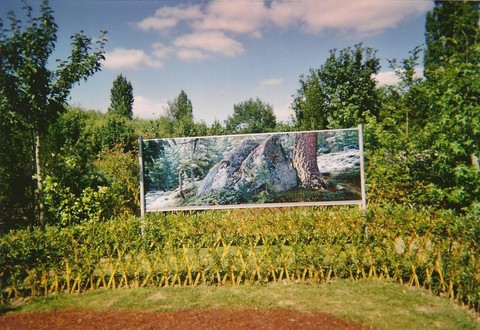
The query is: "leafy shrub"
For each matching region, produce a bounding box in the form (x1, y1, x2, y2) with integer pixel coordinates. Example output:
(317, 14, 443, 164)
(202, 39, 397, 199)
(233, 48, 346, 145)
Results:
(1, 205, 478, 312)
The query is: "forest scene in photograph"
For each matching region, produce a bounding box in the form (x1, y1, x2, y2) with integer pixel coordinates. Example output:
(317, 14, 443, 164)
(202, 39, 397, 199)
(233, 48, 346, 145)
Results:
(142, 129, 362, 211)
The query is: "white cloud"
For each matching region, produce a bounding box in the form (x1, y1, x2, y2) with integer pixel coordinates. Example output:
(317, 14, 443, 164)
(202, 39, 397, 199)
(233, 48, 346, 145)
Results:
(137, 17, 177, 31)
(269, 0, 432, 34)
(133, 95, 168, 119)
(374, 67, 424, 86)
(104, 48, 163, 69)
(141, 0, 431, 36)
(273, 103, 294, 123)
(374, 71, 400, 86)
(133, 0, 432, 66)
(154, 4, 203, 21)
(137, 4, 203, 32)
(193, 0, 268, 36)
(176, 48, 211, 62)
(256, 78, 284, 90)
(173, 31, 244, 57)
(152, 42, 173, 60)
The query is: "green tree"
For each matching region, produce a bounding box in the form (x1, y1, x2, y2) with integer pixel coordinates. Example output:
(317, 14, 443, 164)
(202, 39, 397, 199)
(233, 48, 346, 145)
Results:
(46, 109, 101, 193)
(378, 46, 425, 140)
(0, 0, 106, 229)
(108, 74, 134, 119)
(43, 108, 105, 226)
(424, 0, 480, 72)
(142, 116, 175, 139)
(421, 2, 479, 211)
(0, 106, 34, 231)
(43, 108, 140, 226)
(94, 147, 140, 218)
(167, 90, 195, 137)
(225, 97, 276, 134)
(97, 114, 136, 151)
(366, 45, 480, 212)
(417, 53, 480, 211)
(209, 119, 225, 136)
(292, 44, 380, 130)
(168, 90, 192, 122)
(364, 47, 431, 206)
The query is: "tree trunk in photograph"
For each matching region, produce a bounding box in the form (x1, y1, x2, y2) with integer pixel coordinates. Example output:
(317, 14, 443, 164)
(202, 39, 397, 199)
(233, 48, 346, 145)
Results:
(178, 171, 185, 199)
(292, 132, 327, 190)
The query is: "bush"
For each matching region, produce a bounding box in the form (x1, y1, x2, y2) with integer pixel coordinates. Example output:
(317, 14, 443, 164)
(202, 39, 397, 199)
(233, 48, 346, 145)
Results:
(1, 205, 478, 312)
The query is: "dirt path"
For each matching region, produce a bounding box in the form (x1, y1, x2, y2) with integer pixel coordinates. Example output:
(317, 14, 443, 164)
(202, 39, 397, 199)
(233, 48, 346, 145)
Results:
(0, 309, 372, 329)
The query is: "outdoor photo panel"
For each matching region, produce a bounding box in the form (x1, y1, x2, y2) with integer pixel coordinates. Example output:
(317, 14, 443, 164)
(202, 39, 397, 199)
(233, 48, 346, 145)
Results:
(140, 127, 365, 212)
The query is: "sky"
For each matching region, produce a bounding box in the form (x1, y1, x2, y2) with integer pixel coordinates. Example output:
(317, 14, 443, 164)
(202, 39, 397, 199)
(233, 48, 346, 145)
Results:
(1, 0, 433, 125)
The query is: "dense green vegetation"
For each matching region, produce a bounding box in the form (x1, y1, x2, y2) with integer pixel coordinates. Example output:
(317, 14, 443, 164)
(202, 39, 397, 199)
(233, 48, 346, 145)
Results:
(225, 97, 277, 134)
(1, 0, 107, 230)
(0, 206, 479, 313)
(0, 0, 479, 317)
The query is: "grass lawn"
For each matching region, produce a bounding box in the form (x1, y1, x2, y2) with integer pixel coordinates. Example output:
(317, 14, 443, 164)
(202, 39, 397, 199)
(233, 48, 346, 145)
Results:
(1, 279, 478, 329)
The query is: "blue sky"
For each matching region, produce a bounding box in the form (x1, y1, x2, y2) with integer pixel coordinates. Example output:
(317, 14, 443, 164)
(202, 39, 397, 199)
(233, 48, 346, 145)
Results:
(1, 0, 433, 124)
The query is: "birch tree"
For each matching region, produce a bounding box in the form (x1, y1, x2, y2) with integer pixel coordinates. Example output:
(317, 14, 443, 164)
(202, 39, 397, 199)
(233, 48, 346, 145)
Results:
(0, 0, 106, 229)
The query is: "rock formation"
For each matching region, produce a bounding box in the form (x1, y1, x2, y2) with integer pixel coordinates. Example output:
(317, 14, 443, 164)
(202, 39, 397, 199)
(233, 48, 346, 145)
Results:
(197, 135, 297, 196)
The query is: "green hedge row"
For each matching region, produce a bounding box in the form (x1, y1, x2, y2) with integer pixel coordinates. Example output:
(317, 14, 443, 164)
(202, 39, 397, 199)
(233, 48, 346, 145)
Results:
(1, 204, 478, 312)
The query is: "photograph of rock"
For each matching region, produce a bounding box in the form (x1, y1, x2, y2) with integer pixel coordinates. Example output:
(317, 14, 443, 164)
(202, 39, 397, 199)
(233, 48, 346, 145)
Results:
(141, 128, 364, 211)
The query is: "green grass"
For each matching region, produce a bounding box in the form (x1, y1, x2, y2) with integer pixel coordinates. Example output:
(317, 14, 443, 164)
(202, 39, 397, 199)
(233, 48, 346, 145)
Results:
(2, 279, 479, 330)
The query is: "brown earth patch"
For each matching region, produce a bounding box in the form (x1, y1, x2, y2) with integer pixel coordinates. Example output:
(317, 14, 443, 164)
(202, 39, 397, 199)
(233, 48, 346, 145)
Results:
(0, 309, 373, 330)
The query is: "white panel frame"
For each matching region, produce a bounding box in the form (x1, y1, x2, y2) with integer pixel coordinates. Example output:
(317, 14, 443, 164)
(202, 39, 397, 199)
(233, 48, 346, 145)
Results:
(139, 126, 366, 214)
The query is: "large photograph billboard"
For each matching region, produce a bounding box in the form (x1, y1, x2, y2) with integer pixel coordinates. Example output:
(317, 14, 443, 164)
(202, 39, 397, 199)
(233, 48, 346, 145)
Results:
(139, 127, 365, 212)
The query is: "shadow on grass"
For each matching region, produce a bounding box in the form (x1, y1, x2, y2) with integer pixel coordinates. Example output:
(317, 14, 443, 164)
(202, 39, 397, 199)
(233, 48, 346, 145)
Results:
(0, 303, 22, 315)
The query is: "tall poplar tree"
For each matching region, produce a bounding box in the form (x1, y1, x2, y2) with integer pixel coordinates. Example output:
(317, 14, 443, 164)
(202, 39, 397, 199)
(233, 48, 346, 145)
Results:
(168, 90, 193, 122)
(108, 74, 134, 119)
(0, 0, 106, 229)
(420, 1, 480, 211)
(167, 90, 194, 137)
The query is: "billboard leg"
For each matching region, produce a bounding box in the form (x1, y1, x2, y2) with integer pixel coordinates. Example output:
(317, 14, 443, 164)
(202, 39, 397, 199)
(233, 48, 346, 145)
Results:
(358, 124, 367, 210)
(138, 137, 146, 234)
